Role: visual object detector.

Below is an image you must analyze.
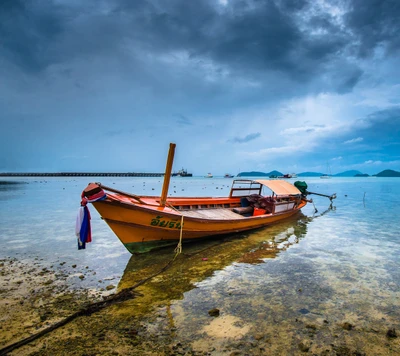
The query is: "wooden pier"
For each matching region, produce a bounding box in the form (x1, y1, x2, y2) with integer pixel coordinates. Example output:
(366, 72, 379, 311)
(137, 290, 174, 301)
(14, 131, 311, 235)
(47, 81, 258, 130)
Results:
(0, 172, 165, 177)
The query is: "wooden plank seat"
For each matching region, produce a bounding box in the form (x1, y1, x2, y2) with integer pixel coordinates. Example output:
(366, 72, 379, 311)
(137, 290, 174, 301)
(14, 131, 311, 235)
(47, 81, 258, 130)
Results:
(182, 208, 247, 219)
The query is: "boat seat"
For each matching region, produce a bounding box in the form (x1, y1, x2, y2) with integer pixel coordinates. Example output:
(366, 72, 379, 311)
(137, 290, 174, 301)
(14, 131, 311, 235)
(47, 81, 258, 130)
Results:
(233, 206, 254, 216)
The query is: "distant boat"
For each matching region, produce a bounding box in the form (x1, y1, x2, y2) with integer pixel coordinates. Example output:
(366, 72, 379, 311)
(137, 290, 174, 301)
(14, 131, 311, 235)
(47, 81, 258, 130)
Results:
(172, 168, 193, 177)
(224, 173, 234, 178)
(278, 174, 293, 179)
(320, 163, 332, 179)
(205, 173, 213, 178)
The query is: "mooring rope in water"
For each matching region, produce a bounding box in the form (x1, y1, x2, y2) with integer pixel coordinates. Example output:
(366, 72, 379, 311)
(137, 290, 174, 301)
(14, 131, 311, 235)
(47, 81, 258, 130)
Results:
(165, 202, 185, 258)
(1, 234, 216, 356)
(97, 183, 185, 256)
(311, 199, 318, 213)
(174, 214, 184, 257)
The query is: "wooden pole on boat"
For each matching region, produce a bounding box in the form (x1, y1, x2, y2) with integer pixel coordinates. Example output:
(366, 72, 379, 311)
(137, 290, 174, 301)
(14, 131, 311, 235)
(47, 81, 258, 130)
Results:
(160, 143, 176, 207)
(307, 191, 337, 201)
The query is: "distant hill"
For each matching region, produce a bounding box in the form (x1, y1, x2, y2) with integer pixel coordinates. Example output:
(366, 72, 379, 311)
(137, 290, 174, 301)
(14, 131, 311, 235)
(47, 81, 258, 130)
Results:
(375, 169, 400, 177)
(297, 172, 323, 177)
(333, 170, 363, 177)
(237, 171, 268, 177)
(267, 170, 283, 177)
(237, 169, 400, 178)
(237, 170, 282, 177)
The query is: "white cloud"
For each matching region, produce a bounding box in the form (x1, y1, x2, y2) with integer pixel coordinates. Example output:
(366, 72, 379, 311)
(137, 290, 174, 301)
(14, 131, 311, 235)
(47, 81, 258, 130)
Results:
(344, 137, 363, 144)
(274, 94, 355, 149)
(355, 84, 400, 108)
(364, 160, 383, 165)
(243, 144, 306, 158)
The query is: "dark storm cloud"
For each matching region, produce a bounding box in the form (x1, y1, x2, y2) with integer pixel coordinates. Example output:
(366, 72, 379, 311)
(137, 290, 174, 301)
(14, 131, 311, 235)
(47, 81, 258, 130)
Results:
(129, 0, 348, 81)
(329, 62, 364, 94)
(323, 107, 400, 155)
(344, 0, 400, 57)
(361, 107, 400, 133)
(1, 0, 399, 92)
(230, 132, 261, 143)
(0, 0, 67, 72)
(350, 107, 400, 153)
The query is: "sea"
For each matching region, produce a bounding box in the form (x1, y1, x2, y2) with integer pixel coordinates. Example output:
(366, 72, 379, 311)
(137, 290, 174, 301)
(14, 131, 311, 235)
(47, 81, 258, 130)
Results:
(1, 176, 400, 353)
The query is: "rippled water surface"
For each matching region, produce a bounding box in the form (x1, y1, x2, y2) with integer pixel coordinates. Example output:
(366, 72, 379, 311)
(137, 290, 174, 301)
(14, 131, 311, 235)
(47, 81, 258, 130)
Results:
(1, 176, 399, 354)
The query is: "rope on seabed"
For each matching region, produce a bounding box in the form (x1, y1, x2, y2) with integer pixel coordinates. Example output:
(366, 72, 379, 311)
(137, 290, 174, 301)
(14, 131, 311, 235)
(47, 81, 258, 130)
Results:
(0, 254, 178, 356)
(0, 225, 218, 356)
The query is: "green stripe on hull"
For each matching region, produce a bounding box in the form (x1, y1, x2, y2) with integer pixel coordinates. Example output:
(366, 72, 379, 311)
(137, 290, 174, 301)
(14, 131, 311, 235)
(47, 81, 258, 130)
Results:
(124, 240, 180, 254)
(122, 226, 271, 254)
(123, 235, 227, 254)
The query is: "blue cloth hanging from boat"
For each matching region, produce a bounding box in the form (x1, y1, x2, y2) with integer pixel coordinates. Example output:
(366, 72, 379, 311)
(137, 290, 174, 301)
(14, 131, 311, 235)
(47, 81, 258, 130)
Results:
(76, 183, 107, 250)
(76, 206, 91, 249)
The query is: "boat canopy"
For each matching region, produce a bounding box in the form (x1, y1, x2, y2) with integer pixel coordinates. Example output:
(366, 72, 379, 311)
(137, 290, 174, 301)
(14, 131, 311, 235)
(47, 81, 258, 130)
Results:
(254, 179, 301, 196)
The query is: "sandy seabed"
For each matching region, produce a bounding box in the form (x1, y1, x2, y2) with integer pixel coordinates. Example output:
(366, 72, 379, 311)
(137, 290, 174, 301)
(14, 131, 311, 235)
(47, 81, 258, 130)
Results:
(1, 248, 399, 356)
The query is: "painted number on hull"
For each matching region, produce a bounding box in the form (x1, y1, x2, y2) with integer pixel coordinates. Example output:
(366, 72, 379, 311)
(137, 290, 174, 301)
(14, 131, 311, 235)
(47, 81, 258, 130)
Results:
(151, 216, 183, 229)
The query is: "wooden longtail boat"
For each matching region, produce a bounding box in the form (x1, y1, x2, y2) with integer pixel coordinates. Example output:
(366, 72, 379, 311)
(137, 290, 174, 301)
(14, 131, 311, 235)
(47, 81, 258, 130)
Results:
(81, 144, 311, 254)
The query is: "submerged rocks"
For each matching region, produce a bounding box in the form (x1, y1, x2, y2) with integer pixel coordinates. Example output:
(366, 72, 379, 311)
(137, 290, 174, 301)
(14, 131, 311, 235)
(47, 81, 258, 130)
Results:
(387, 328, 397, 338)
(208, 308, 220, 317)
(342, 322, 354, 331)
(298, 339, 312, 352)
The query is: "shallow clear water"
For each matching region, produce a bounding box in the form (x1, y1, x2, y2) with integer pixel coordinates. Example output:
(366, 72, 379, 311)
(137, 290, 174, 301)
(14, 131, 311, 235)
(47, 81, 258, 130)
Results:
(1, 176, 399, 353)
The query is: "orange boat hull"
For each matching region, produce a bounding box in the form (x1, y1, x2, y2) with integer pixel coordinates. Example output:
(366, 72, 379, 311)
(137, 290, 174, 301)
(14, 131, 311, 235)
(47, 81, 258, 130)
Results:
(92, 195, 307, 253)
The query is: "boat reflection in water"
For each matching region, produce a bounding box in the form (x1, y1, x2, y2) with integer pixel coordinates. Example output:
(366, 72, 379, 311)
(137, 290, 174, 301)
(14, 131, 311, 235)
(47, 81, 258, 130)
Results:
(114, 209, 349, 355)
(117, 213, 310, 310)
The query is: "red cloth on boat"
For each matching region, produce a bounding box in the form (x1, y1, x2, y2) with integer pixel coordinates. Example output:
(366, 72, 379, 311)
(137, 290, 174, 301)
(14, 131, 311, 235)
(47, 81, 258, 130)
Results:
(80, 183, 106, 206)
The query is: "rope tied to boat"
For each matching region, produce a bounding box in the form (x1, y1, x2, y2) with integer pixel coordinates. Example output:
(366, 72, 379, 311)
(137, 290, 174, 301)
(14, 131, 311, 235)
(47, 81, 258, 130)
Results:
(175, 215, 184, 257)
(165, 202, 185, 258)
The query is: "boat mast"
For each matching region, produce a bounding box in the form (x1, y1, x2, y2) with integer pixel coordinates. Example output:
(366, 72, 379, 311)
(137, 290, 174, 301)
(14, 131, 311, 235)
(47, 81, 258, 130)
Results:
(160, 143, 176, 207)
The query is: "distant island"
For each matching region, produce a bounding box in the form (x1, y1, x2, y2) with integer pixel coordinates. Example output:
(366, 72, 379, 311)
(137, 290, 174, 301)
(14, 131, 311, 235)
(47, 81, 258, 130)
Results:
(297, 172, 321, 177)
(236, 169, 400, 178)
(333, 170, 364, 177)
(237, 171, 281, 177)
(374, 169, 400, 177)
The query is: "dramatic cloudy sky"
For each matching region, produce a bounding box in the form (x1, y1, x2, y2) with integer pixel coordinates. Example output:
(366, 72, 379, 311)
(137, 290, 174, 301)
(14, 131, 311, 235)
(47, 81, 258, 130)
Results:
(1, 0, 399, 175)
